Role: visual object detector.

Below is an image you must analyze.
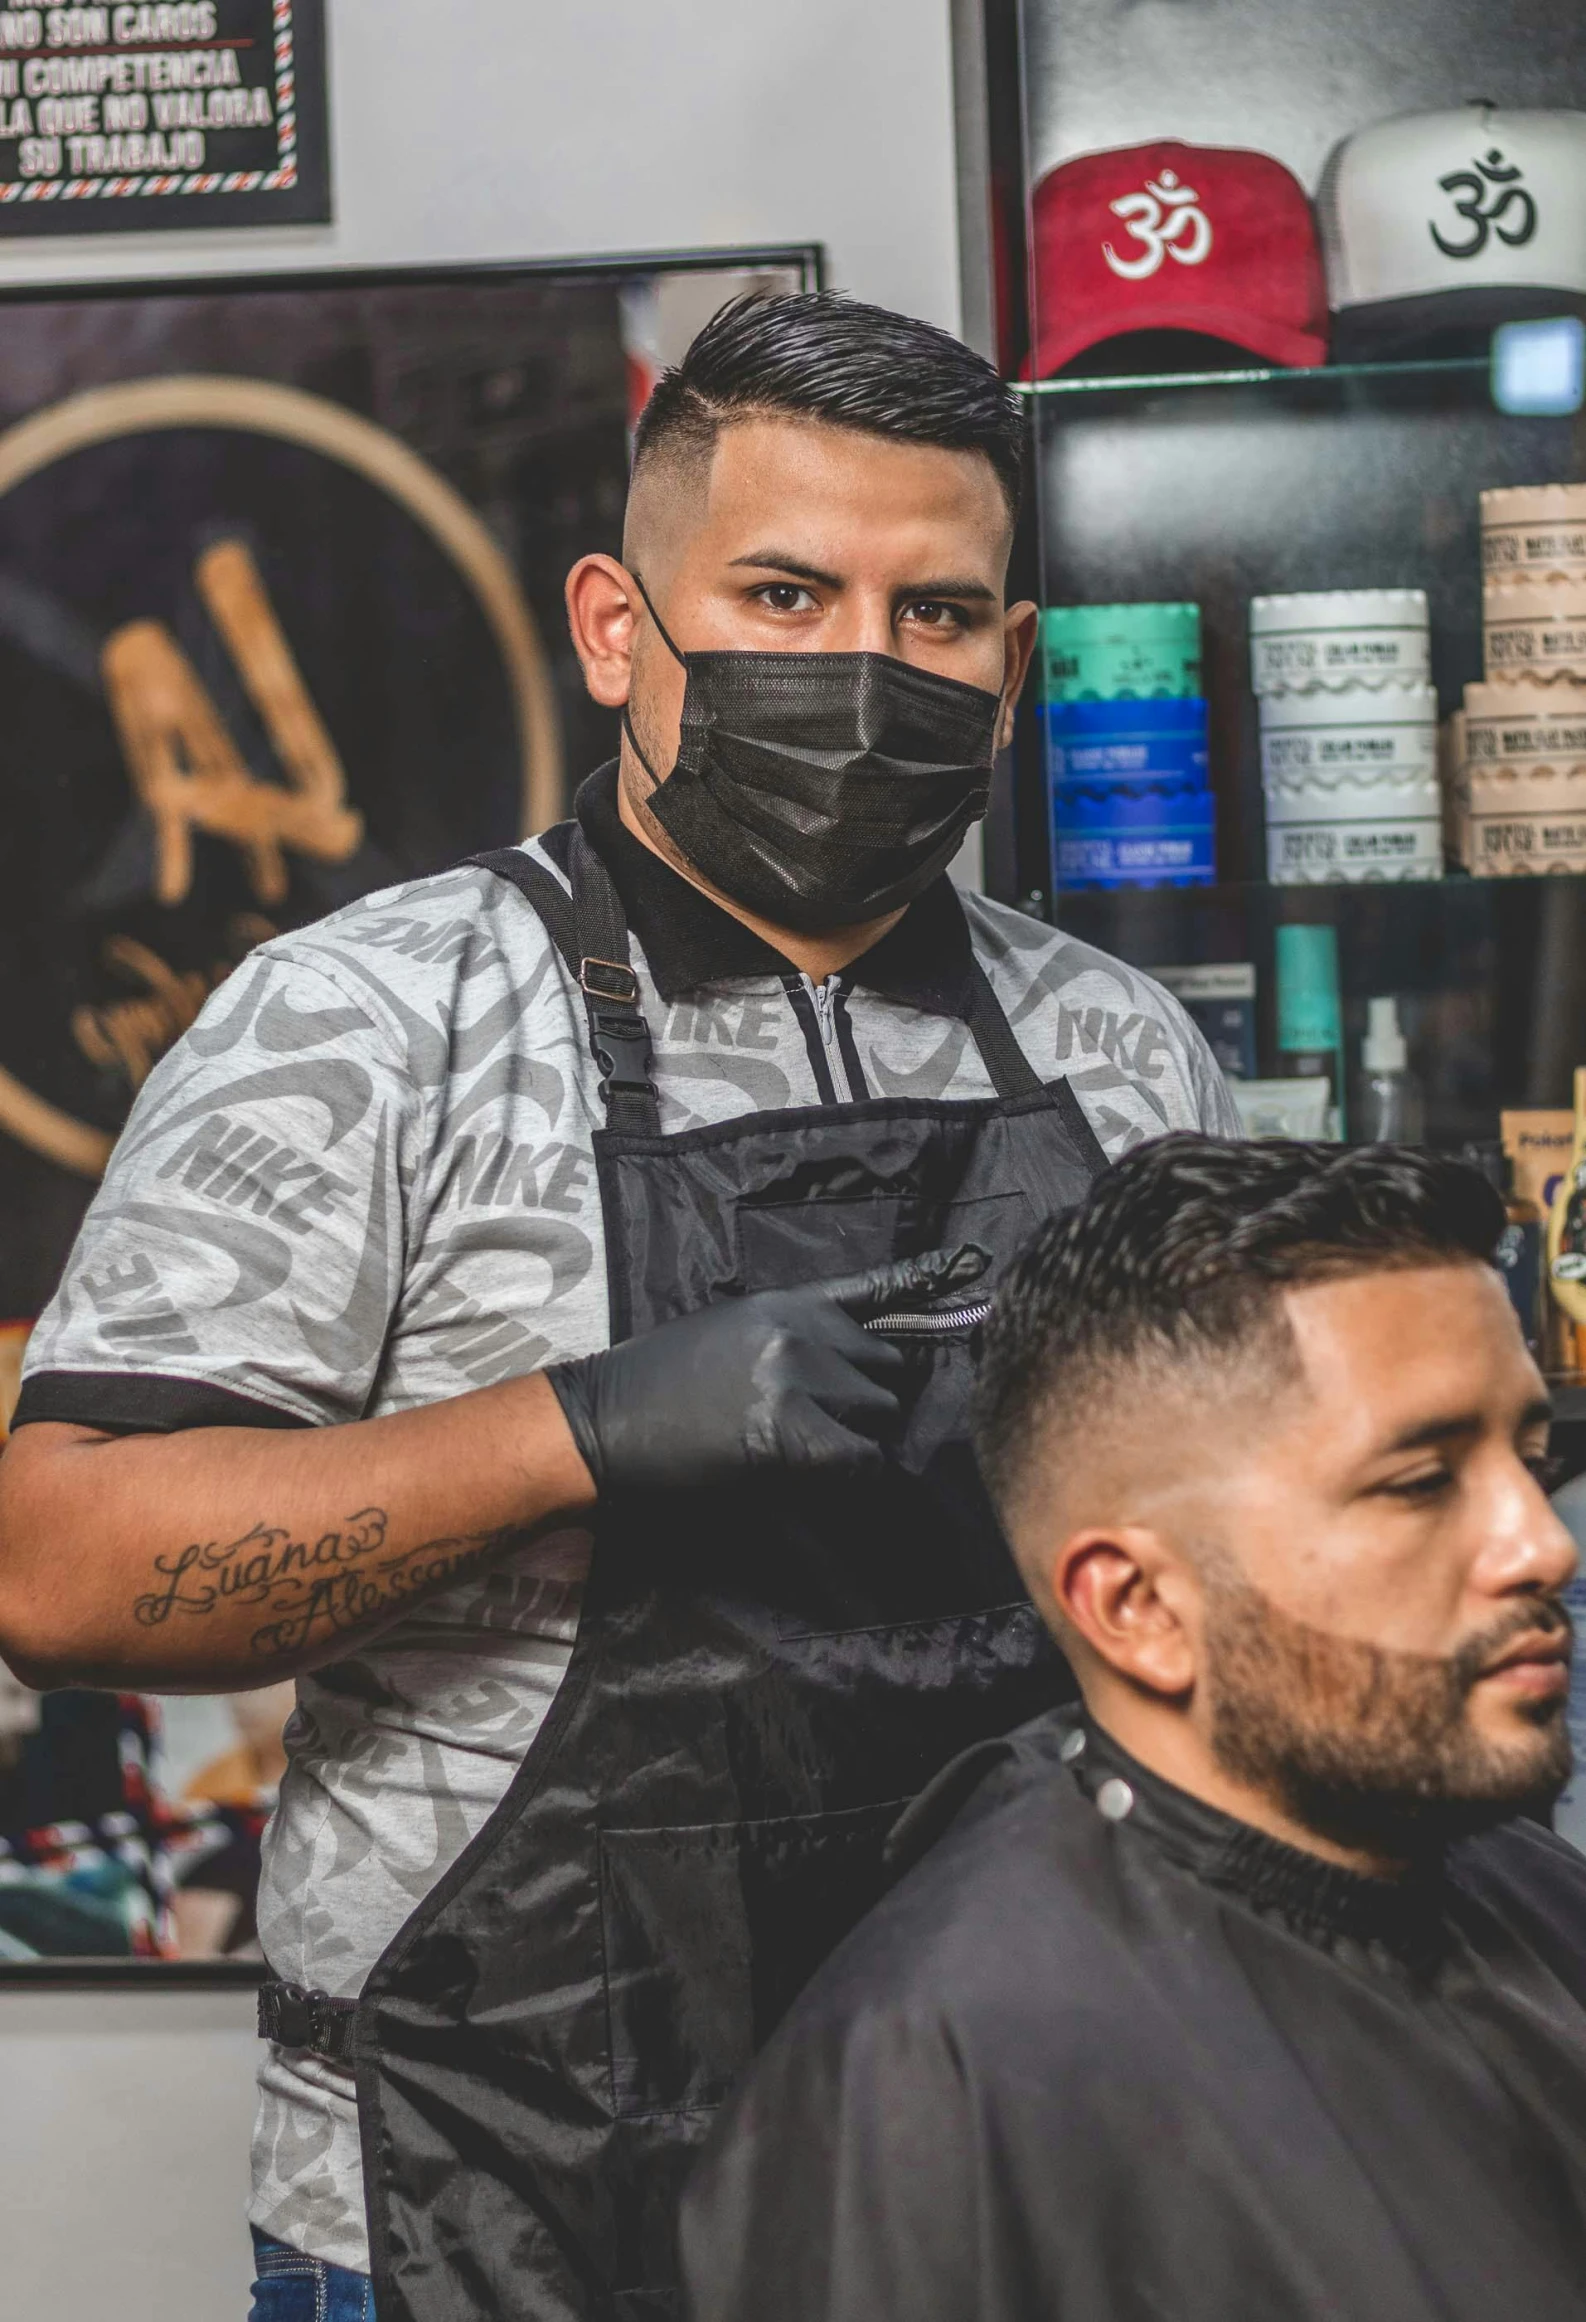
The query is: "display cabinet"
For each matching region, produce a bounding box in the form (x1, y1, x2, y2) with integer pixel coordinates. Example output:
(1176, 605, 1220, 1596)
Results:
(965, 0, 1586, 1403)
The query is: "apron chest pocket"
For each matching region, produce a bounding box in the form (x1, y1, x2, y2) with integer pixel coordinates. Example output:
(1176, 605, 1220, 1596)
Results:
(735, 1187, 1031, 1294)
(598, 1799, 909, 2119)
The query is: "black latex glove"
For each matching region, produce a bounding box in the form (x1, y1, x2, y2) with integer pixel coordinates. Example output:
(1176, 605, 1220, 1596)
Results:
(546, 1245, 988, 1494)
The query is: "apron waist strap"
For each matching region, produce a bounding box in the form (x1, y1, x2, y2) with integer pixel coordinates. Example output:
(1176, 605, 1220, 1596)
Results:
(258, 1977, 359, 2065)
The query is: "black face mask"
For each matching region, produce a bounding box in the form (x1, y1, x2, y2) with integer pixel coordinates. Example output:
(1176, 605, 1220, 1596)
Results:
(624, 576, 1004, 933)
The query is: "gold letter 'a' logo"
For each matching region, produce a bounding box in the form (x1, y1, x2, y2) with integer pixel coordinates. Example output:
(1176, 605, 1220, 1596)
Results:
(102, 536, 364, 908)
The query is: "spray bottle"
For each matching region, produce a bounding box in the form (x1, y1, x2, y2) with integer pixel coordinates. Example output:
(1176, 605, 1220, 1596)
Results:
(1357, 996, 1424, 1144)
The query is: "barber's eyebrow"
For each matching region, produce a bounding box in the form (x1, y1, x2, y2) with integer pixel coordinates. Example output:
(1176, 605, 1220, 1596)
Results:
(725, 550, 998, 602)
(898, 575, 1000, 603)
(1379, 1395, 1554, 1454)
(727, 550, 844, 587)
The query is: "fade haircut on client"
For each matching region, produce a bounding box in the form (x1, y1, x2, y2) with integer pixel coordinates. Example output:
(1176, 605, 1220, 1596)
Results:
(974, 1136, 1505, 1524)
(630, 290, 1026, 522)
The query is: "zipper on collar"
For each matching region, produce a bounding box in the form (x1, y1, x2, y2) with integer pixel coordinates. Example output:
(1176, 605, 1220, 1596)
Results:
(804, 973, 839, 1053)
(829, 979, 872, 1102)
(783, 972, 873, 1106)
(783, 973, 840, 1105)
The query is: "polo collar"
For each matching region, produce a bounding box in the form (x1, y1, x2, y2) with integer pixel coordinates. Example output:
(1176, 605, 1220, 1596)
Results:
(551, 762, 975, 1016)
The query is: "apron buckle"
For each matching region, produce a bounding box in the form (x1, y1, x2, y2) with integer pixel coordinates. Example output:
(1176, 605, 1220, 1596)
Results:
(581, 956, 640, 1006)
(589, 1010, 655, 1099)
(582, 954, 655, 1102)
(258, 1977, 359, 2064)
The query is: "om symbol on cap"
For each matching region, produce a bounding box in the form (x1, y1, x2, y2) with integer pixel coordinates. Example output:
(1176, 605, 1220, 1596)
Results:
(1430, 148, 1538, 260)
(1102, 170, 1213, 282)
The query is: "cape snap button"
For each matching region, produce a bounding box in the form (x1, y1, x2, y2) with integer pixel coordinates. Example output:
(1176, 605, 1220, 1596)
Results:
(1060, 1728, 1086, 1764)
(1095, 1777, 1135, 1822)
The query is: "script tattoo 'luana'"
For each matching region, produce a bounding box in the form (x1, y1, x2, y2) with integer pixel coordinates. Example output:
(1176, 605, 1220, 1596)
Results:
(131, 1506, 512, 1659)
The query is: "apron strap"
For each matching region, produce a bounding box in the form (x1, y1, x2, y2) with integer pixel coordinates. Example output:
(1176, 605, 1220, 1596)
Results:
(467, 844, 580, 974)
(468, 841, 1045, 1124)
(568, 827, 663, 1137)
(965, 957, 1043, 1100)
(464, 837, 663, 1137)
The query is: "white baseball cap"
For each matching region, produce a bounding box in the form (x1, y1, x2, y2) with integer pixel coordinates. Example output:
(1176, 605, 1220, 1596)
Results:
(1320, 104, 1586, 352)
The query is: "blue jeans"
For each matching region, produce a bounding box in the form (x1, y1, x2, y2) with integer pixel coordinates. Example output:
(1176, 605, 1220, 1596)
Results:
(248, 2228, 376, 2320)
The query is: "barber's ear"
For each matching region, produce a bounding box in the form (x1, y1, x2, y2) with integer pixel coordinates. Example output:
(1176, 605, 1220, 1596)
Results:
(1051, 1525, 1198, 1699)
(566, 555, 639, 708)
(996, 600, 1040, 752)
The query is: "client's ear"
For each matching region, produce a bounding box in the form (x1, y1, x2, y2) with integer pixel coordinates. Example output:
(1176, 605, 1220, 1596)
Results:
(1051, 1526, 1197, 1700)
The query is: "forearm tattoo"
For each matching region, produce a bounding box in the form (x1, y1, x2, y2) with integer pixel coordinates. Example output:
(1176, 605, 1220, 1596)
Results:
(131, 1508, 512, 1657)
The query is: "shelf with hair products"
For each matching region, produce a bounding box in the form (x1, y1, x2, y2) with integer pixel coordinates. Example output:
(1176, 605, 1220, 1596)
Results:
(965, 0, 1586, 1397)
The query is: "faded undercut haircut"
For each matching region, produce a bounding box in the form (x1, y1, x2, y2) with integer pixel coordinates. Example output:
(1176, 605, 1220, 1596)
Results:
(973, 1135, 1506, 1522)
(630, 290, 1026, 521)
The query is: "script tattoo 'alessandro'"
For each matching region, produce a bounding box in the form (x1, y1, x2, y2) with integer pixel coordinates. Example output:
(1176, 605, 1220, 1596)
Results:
(131, 1507, 502, 1656)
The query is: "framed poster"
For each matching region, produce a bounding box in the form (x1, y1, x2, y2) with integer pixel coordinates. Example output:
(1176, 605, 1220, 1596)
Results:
(0, 0, 331, 234)
(0, 243, 819, 1974)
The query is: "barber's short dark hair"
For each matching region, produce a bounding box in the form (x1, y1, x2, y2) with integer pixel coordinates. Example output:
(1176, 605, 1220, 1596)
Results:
(632, 290, 1025, 520)
(974, 1136, 1506, 1516)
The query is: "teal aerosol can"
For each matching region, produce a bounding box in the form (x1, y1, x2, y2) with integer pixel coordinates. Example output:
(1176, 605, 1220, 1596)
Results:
(1275, 923, 1344, 1141)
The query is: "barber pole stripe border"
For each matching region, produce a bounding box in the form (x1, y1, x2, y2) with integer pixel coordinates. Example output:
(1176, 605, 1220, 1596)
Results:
(0, 0, 299, 206)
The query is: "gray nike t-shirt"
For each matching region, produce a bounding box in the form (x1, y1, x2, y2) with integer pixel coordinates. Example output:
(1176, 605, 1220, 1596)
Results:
(21, 839, 1239, 2269)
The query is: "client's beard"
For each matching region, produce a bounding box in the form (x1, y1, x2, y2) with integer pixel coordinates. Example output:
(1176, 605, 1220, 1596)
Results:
(1200, 1558, 1575, 1858)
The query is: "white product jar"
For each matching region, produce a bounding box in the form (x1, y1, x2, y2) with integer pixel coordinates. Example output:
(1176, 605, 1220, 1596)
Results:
(1258, 682, 1437, 783)
(1249, 588, 1430, 696)
(1263, 773, 1443, 883)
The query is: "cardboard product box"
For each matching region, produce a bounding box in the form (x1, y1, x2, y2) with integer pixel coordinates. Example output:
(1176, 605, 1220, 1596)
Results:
(1502, 1110, 1580, 1372)
(1155, 962, 1258, 1081)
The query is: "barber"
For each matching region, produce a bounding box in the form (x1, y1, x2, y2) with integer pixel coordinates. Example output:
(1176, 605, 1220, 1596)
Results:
(0, 292, 1238, 2321)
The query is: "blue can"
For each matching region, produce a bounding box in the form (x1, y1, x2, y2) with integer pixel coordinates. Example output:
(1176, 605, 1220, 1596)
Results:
(1050, 779, 1216, 891)
(1041, 696, 1210, 789)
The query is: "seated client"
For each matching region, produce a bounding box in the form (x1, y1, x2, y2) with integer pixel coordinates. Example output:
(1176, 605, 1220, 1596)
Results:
(680, 1136, 1586, 2322)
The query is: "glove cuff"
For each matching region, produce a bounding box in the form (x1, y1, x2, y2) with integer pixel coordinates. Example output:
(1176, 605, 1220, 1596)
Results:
(543, 1358, 606, 1494)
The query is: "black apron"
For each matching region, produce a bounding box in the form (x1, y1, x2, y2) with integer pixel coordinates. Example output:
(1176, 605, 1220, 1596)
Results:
(353, 829, 1106, 2320)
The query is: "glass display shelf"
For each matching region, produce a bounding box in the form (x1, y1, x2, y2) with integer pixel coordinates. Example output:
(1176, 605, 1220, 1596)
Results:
(1040, 871, 1586, 1149)
(1048, 867, 1580, 917)
(1013, 364, 1586, 894)
(1014, 354, 1492, 401)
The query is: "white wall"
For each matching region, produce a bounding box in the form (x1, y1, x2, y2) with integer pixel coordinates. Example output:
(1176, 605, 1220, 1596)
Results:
(0, 1982, 260, 2318)
(0, 8, 966, 2317)
(0, 1, 964, 329)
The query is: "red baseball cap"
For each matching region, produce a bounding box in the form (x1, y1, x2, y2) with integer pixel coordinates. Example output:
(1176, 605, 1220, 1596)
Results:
(1028, 140, 1328, 375)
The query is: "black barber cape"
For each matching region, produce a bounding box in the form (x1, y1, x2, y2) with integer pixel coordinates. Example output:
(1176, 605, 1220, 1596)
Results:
(679, 1711, 1586, 2322)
